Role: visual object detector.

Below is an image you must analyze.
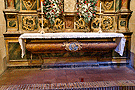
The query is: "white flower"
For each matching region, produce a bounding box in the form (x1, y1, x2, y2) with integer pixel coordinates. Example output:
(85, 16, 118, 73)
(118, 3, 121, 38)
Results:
(81, 10, 84, 14)
(88, 3, 91, 7)
(57, 10, 59, 14)
(84, 4, 87, 9)
(53, 3, 58, 9)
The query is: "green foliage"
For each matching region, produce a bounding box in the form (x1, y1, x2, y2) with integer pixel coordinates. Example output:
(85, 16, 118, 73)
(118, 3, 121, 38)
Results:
(43, 0, 63, 25)
(76, 0, 97, 23)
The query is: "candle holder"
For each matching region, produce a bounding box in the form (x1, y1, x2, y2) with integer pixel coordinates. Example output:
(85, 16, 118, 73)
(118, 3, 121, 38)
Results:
(98, 1, 102, 33)
(40, 1, 45, 34)
(98, 13, 103, 33)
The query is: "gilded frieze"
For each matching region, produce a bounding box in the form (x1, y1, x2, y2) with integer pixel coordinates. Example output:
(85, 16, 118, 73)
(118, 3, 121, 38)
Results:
(101, 16, 114, 31)
(91, 16, 100, 32)
(6, 14, 18, 32)
(53, 18, 64, 31)
(74, 18, 89, 32)
(102, 0, 114, 11)
(39, 18, 48, 28)
(22, 16, 38, 31)
(22, 0, 37, 10)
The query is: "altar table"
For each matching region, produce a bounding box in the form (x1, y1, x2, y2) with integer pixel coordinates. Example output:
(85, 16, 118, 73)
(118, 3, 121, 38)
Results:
(18, 32, 126, 58)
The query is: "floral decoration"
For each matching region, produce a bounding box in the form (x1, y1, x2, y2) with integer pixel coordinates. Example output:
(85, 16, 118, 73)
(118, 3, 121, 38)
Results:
(76, 0, 97, 23)
(43, 0, 63, 25)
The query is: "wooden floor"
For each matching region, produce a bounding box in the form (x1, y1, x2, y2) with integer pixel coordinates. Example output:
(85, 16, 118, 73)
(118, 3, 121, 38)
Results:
(0, 66, 135, 85)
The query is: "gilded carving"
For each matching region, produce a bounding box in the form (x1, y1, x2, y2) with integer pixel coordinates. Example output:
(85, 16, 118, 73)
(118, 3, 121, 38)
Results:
(91, 17, 100, 31)
(120, 21, 126, 27)
(102, 0, 114, 10)
(53, 18, 64, 30)
(9, 20, 16, 27)
(22, 16, 37, 31)
(39, 18, 48, 28)
(102, 16, 113, 31)
(63, 42, 82, 52)
(75, 18, 87, 30)
(23, 0, 36, 10)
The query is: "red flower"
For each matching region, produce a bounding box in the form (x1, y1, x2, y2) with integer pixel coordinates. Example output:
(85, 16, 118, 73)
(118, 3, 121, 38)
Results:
(85, 1, 87, 3)
(62, 11, 63, 13)
(77, 13, 79, 15)
(88, 16, 90, 17)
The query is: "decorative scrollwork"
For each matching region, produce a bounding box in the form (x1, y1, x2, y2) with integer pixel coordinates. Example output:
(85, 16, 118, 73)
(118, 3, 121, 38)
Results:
(53, 18, 64, 30)
(102, 0, 114, 10)
(102, 16, 113, 31)
(39, 18, 48, 28)
(75, 18, 87, 30)
(91, 17, 100, 31)
(63, 42, 82, 52)
(22, 16, 37, 31)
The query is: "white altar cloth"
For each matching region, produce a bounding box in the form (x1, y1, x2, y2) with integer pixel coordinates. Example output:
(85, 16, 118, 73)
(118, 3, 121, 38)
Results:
(18, 32, 126, 58)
